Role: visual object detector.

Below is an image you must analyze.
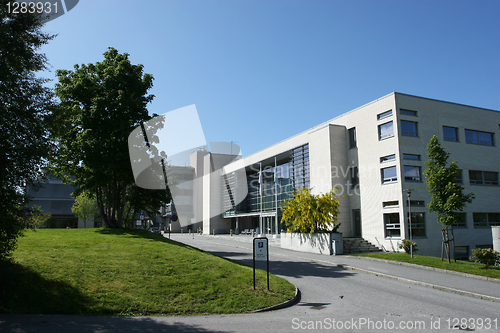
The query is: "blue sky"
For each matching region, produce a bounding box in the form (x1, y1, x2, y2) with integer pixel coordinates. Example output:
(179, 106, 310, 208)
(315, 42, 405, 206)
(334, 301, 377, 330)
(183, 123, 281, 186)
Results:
(40, 0, 500, 156)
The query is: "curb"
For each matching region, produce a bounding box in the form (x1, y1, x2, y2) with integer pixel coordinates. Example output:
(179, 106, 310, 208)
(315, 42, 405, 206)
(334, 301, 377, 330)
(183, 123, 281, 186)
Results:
(339, 264, 500, 303)
(252, 287, 301, 313)
(170, 235, 500, 304)
(349, 255, 500, 284)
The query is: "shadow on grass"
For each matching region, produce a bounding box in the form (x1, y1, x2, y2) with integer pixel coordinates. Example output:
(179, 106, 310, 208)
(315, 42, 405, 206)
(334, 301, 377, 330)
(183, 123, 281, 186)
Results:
(0, 260, 99, 315)
(95, 228, 195, 249)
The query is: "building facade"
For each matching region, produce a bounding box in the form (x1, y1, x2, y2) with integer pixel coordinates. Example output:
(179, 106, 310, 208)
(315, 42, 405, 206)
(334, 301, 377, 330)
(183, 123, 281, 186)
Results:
(168, 93, 499, 258)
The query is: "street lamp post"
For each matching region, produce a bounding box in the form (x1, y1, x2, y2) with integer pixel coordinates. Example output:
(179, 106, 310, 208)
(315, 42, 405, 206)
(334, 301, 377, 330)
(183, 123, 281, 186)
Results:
(403, 189, 413, 258)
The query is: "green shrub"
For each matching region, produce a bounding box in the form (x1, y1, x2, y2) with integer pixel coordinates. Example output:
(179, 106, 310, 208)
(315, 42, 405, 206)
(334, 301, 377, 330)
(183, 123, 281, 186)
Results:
(470, 248, 500, 268)
(398, 239, 418, 255)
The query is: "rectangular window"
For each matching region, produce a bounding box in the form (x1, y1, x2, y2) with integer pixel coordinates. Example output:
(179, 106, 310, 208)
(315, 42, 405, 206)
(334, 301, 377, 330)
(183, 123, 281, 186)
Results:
(454, 246, 469, 261)
(465, 129, 494, 146)
(383, 201, 399, 208)
(384, 213, 400, 238)
(452, 213, 467, 228)
(443, 126, 459, 142)
(401, 120, 418, 137)
(469, 170, 499, 185)
(456, 169, 463, 184)
(400, 109, 417, 116)
(406, 200, 425, 207)
(380, 154, 396, 163)
(377, 110, 393, 120)
(476, 244, 493, 249)
(404, 166, 421, 182)
(348, 127, 356, 148)
(381, 166, 397, 184)
(350, 166, 359, 188)
(473, 212, 500, 228)
(403, 153, 420, 160)
(379, 121, 394, 140)
(407, 212, 425, 238)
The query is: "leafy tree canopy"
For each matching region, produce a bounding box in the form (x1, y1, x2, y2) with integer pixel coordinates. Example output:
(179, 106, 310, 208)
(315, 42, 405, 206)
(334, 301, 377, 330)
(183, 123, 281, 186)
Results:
(49, 47, 170, 227)
(0, 2, 55, 259)
(71, 192, 99, 228)
(423, 135, 474, 228)
(281, 188, 340, 234)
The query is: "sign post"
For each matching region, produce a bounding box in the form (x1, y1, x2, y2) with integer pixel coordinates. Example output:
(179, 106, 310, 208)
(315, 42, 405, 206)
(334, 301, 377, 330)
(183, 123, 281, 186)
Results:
(253, 237, 269, 290)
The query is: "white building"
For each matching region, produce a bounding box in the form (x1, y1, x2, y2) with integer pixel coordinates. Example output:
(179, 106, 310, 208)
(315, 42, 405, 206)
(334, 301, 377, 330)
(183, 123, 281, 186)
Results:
(171, 92, 499, 258)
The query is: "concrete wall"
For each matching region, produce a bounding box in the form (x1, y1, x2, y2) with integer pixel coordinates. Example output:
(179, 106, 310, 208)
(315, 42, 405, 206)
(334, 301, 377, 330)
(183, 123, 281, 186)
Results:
(281, 233, 343, 255)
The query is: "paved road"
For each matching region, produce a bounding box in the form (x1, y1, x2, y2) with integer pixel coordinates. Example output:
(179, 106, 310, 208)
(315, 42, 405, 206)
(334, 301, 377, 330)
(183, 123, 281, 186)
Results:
(1, 234, 499, 333)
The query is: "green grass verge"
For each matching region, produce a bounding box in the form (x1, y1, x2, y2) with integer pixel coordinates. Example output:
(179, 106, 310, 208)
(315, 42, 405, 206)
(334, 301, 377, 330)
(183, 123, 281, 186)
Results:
(353, 253, 500, 279)
(0, 228, 295, 316)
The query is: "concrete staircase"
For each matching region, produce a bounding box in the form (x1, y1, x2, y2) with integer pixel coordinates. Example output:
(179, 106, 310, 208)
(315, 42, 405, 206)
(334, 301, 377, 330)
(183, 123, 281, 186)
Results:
(343, 237, 383, 254)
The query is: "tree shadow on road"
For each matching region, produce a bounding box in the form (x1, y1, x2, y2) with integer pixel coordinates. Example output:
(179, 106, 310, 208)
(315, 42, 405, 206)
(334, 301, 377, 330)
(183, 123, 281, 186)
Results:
(207, 250, 356, 279)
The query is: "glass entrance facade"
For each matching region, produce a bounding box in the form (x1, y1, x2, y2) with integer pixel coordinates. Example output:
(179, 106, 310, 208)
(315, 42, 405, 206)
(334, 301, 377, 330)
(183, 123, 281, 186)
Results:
(222, 144, 310, 235)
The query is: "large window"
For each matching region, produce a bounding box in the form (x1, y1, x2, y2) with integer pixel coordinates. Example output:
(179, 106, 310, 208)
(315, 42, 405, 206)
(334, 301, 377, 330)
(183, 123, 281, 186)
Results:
(378, 121, 394, 140)
(404, 166, 421, 182)
(401, 120, 418, 137)
(465, 129, 494, 146)
(473, 213, 500, 228)
(407, 212, 426, 238)
(348, 127, 356, 148)
(452, 213, 467, 228)
(443, 126, 459, 142)
(384, 213, 400, 238)
(469, 170, 499, 185)
(381, 166, 397, 184)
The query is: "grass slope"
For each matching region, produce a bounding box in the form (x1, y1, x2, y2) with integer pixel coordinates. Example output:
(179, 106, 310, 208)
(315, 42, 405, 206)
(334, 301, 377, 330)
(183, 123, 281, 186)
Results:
(354, 253, 500, 279)
(0, 228, 295, 316)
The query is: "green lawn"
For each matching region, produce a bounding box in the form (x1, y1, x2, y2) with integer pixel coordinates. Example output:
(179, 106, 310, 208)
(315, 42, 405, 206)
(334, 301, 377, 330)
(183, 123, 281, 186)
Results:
(0, 228, 295, 316)
(353, 253, 500, 279)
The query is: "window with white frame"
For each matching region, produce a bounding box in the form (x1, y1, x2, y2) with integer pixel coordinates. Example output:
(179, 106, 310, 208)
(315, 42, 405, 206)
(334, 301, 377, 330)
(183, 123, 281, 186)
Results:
(401, 120, 418, 137)
(469, 170, 499, 185)
(465, 129, 494, 146)
(383, 201, 399, 208)
(378, 121, 394, 140)
(377, 110, 393, 120)
(404, 165, 421, 182)
(380, 154, 396, 163)
(381, 166, 397, 184)
(384, 213, 400, 238)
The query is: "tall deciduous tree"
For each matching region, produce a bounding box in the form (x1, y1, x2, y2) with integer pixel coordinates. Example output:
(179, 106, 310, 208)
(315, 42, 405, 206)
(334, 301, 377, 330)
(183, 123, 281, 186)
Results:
(49, 47, 170, 227)
(0, 2, 55, 260)
(423, 135, 474, 261)
(281, 188, 340, 234)
(71, 192, 99, 228)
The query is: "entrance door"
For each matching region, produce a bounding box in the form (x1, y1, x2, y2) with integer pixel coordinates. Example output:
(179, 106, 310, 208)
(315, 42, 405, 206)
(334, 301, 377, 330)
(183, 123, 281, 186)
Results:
(263, 216, 277, 235)
(353, 209, 362, 237)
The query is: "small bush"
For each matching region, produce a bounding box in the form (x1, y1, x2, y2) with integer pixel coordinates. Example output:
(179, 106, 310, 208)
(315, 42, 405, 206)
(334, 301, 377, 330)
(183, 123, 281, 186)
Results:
(398, 239, 418, 255)
(470, 248, 500, 268)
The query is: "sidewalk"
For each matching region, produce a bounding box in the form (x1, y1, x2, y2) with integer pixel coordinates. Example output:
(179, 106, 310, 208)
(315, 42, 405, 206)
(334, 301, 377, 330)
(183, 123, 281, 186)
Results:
(168, 233, 500, 302)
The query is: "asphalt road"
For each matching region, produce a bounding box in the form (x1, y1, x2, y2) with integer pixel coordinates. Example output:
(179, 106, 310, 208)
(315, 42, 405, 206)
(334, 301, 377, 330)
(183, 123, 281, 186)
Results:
(1, 234, 499, 333)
